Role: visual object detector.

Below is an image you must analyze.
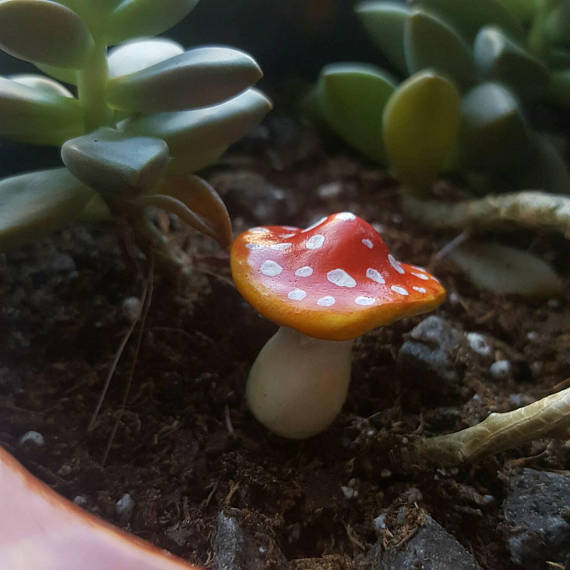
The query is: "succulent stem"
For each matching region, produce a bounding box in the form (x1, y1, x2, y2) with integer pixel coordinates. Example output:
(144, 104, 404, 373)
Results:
(247, 327, 353, 439)
(404, 387, 570, 467)
(402, 191, 570, 236)
(77, 41, 111, 132)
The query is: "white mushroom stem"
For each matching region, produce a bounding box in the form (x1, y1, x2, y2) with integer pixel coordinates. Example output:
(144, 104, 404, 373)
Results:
(246, 327, 353, 439)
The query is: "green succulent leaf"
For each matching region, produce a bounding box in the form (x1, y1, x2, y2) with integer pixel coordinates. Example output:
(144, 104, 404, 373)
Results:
(167, 145, 228, 175)
(122, 88, 272, 163)
(405, 9, 475, 88)
(547, 48, 570, 69)
(459, 82, 532, 174)
(449, 241, 562, 297)
(316, 63, 396, 164)
(356, 2, 410, 75)
(474, 26, 550, 98)
(61, 127, 170, 198)
(106, 0, 200, 45)
(0, 76, 83, 145)
(34, 62, 77, 85)
(413, 0, 524, 41)
(0, 0, 93, 68)
(546, 68, 570, 111)
(9, 73, 73, 98)
(0, 167, 93, 251)
(106, 47, 263, 113)
(136, 174, 232, 246)
(493, 0, 536, 24)
(107, 38, 184, 79)
(544, 2, 570, 48)
(382, 70, 461, 192)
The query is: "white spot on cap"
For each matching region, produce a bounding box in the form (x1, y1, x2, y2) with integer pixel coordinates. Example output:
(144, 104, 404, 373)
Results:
(249, 227, 269, 234)
(246, 243, 264, 250)
(411, 271, 428, 281)
(317, 296, 336, 307)
(306, 234, 325, 249)
(391, 285, 409, 296)
(270, 243, 292, 251)
(288, 288, 306, 301)
(280, 232, 296, 238)
(412, 286, 426, 293)
(302, 217, 327, 232)
(260, 260, 283, 277)
(295, 266, 313, 277)
(355, 296, 375, 306)
(336, 212, 356, 221)
(327, 269, 356, 288)
(388, 254, 405, 274)
(362, 238, 373, 249)
(366, 268, 385, 284)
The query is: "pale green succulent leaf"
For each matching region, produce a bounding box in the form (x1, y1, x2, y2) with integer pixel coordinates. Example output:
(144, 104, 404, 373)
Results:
(0, 0, 94, 68)
(167, 145, 228, 175)
(544, 2, 570, 48)
(107, 38, 184, 79)
(34, 62, 77, 85)
(0, 76, 83, 145)
(316, 62, 396, 163)
(546, 68, 570, 111)
(493, 0, 536, 24)
(106, 0, 200, 45)
(0, 167, 93, 251)
(547, 48, 570, 69)
(61, 127, 169, 198)
(449, 241, 562, 297)
(122, 88, 272, 160)
(136, 174, 232, 246)
(106, 47, 262, 113)
(474, 26, 550, 98)
(382, 70, 461, 192)
(413, 0, 524, 41)
(459, 82, 532, 173)
(405, 10, 475, 88)
(356, 2, 410, 75)
(10, 73, 73, 97)
(77, 193, 112, 222)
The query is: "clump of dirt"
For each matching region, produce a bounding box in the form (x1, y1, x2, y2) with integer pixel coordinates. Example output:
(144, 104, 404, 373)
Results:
(1, 117, 569, 569)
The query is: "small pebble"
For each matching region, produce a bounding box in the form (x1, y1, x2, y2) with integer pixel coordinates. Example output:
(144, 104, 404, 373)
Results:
(526, 331, 538, 341)
(530, 361, 543, 376)
(115, 493, 135, 521)
(380, 469, 392, 478)
(73, 495, 88, 507)
(317, 181, 343, 199)
(509, 393, 534, 408)
(341, 486, 357, 499)
(466, 332, 492, 357)
(18, 430, 44, 447)
(489, 360, 511, 380)
(374, 513, 387, 531)
(448, 291, 460, 305)
(122, 297, 142, 322)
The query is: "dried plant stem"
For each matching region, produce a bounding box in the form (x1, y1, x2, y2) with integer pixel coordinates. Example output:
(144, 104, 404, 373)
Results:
(406, 387, 570, 467)
(402, 191, 570, 236)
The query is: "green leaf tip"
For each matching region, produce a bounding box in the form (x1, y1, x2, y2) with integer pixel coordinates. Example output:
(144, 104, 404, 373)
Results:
(316, 62, 396, 164)
(405, 9, 475, 88)
(106, 46, 263, 113)
(0, 167, 93, 251)
(61, 127, 170, 198)
(382, 70, 461, 192)
(356, 1, 410, 75)
(0, 0, 93, 68)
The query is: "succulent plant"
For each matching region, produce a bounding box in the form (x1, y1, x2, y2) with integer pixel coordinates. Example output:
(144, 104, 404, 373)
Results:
(312, 0, 570, 196)
(0, 0, 271, 274)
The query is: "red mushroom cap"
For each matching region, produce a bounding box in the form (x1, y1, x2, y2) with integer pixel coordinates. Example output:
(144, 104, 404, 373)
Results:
(231, 212, 446, 341)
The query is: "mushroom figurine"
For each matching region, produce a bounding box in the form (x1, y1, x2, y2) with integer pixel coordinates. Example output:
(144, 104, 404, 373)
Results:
(231, 212, 446, 439)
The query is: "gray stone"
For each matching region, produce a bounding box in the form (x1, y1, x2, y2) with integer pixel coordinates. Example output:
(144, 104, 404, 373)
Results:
(502, 468, 570, 568)
(115, 493, 135, 523)
(489, 359, 512, 381)
(18, 430, 45, 447)
(213, 509, 287, 570)
(369, 514, 481, 569)
(398, 316, 463, 386)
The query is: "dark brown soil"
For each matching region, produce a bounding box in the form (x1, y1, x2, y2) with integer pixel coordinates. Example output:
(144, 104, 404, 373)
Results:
(1, 117, 569, 569)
